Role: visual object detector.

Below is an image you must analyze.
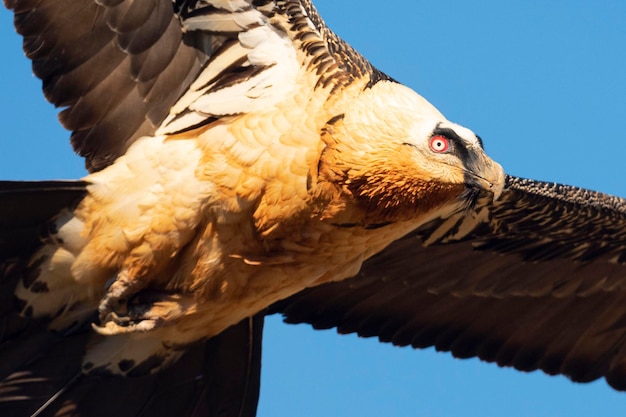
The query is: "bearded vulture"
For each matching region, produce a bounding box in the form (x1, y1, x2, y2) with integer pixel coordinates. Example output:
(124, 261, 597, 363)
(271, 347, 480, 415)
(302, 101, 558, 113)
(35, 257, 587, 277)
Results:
(0, 1, 625, 416)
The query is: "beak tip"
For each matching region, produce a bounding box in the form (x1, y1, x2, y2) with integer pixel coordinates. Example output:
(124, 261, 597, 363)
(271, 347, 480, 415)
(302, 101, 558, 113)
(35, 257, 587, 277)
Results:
(490, 163, 505, 200)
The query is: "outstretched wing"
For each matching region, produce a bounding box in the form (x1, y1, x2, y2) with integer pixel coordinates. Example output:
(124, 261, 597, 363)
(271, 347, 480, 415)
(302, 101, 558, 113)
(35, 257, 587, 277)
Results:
(272, 175, 626, 390)
(5, 0, 386, 172)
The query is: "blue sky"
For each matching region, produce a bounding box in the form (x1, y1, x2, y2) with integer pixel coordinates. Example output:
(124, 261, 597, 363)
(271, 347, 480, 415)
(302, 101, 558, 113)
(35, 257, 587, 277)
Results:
(1, 1, 626, 416)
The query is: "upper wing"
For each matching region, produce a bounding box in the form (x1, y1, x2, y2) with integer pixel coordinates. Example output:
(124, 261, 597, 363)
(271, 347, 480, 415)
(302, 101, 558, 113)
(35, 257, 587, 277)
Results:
(4, 0, 387, 172)
(271, 175, 626, 390)
(6, 0, 205, 171)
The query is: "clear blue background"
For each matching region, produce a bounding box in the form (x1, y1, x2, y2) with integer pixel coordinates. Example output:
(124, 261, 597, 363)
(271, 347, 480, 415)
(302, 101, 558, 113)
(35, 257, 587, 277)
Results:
(2, 1, 626, 416)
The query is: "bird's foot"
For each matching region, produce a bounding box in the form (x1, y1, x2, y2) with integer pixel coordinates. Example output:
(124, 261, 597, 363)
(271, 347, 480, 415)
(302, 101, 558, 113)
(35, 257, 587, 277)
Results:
(95, 272, 151, 335)
(93, 312, 160, 335)
(93, 290, 189, 336)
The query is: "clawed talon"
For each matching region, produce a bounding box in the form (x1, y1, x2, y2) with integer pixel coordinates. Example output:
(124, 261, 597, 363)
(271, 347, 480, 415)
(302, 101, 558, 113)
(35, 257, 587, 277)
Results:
(108, 311, 132, 326)
(92, 317, 159, 335)
(97, 271, 150, 329)
(94, 283, 190, 336)
(95, 298, 165, 335)
(97, 296, 127, 324)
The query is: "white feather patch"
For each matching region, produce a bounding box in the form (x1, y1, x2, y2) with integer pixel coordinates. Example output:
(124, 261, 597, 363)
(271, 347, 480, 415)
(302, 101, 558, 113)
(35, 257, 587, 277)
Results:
(183, 9, 263, 32)
(205, 0, 251, 13)
(83, 331, 182, 376)
(157, 12, 299, 135)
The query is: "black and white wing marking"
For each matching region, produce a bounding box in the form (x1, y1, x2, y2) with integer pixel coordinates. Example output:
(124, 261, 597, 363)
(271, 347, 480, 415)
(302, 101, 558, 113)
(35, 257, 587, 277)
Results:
(155, 0, 391, 134)
(5, 0, 388, 172)
(272, 175, 626, 390)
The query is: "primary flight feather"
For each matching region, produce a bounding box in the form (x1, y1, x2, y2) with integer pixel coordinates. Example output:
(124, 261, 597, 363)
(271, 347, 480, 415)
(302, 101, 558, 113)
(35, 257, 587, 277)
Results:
(0, 1, 625, 416)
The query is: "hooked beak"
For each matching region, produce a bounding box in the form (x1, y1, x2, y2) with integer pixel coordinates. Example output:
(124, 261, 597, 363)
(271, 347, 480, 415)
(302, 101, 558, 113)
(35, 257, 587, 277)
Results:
(467, 156, 505, 200)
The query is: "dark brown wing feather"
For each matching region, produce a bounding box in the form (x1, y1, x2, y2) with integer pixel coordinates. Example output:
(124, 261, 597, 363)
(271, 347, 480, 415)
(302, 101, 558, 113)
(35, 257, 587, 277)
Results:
(0, 181, 87, 258)
(4, 0, 207, 172)
(271, 175, 626, 390)
(0, 315, 263, 417)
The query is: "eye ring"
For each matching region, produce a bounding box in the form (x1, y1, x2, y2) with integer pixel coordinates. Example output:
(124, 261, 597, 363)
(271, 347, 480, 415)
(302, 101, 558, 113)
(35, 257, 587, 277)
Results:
(429, 135, 449, 153)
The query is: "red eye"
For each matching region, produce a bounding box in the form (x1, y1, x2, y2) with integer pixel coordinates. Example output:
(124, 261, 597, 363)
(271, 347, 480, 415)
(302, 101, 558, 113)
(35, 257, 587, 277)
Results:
(429, 135, 449, 153)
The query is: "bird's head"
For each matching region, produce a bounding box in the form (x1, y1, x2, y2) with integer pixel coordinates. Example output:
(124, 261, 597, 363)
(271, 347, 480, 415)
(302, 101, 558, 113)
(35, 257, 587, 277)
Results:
(317, 80, 504, 225)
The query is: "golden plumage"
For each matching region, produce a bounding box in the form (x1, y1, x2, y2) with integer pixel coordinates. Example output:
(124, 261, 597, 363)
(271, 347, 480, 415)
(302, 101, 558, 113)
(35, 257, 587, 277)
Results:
(46, 68, 501, 373)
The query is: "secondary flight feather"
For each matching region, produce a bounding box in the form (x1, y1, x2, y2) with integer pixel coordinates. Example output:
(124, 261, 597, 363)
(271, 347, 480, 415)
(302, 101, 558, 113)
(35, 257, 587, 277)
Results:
(0, 1, 625, 416)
